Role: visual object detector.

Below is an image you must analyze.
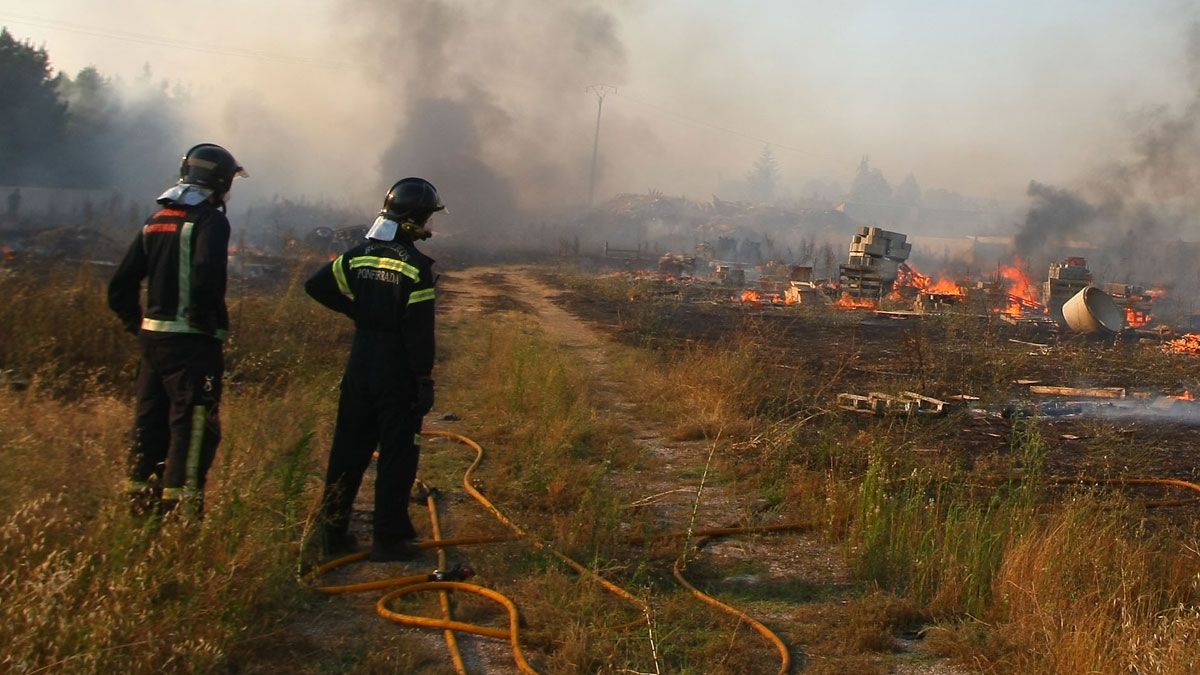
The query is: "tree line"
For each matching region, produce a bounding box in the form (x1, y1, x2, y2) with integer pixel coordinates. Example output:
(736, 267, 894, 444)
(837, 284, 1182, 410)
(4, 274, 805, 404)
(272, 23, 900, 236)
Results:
(0, 27, 185, 194)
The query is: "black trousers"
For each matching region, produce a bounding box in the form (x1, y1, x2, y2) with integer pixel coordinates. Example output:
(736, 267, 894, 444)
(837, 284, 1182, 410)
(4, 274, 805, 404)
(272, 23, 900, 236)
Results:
(129, 333, 223, 510)
(321, 359, 422, 544)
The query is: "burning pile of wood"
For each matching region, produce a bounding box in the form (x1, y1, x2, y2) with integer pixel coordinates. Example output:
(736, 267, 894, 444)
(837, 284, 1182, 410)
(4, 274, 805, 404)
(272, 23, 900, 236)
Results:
(833, 294, 877, 310)
(890, 262, 965, 299)
(737, 289, 792, 306)
(996, 261, 1046, 318)
(1164, 333, 1200, 355)
(1126, 307, 1153, 328)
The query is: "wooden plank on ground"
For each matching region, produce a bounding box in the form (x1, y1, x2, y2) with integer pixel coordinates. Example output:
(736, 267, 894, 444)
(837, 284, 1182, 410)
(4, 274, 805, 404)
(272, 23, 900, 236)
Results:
(1028, 385, 1126, 399)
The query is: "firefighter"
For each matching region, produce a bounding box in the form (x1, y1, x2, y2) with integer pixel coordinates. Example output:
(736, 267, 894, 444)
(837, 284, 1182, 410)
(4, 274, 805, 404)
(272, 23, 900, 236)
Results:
(108, 143, 246, 518)
(305, 177, 442, 561)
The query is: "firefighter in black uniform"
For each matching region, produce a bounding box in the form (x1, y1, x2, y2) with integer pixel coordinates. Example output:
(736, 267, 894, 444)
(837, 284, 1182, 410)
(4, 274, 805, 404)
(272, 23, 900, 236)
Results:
(305, 177, 442, 561)
(108, 143, 246, 517)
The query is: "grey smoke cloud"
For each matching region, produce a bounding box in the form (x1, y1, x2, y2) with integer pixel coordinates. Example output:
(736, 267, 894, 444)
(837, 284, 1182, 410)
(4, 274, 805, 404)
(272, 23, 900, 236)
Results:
(1012, 22, 1200, 290)
(1014, 181, 1097, 258)
(341, 0, 630, 235)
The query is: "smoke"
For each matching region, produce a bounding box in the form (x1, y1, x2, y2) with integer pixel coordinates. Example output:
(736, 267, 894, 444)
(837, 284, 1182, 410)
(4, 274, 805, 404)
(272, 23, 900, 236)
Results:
(341, 0, 630, 236)
(1013, 181, 1098, 257)
(1012, 22, 1200, 289)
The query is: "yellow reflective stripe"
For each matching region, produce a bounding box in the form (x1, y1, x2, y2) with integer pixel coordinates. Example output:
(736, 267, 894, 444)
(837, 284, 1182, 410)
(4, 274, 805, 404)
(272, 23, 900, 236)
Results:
(162, 486, 198, 500)
(140, 318, 228, 341)
(331, 255, 354, 299)
(186, 405, 204, 491)
(349, 256, 420, 281)
(407, 288, 435, 305)
(413, 433, 422, 445)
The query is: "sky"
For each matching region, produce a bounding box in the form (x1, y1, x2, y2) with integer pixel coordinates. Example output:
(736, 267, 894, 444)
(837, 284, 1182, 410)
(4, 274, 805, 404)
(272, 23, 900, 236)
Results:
(1, 0, 1196, 209)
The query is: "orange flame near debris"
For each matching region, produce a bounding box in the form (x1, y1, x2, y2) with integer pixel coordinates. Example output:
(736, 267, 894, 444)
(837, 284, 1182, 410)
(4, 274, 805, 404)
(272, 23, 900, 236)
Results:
(1171, 390, 1196, 401)
(1164, 334, 1200, 355)
(996, 260, 1045, 317)
(925, 277, 965, 296)
(891, 262, 965, 299)
(737, 289, 792, 306)
(1125, 307, 1153, 328)
(834, 294, 878, 310)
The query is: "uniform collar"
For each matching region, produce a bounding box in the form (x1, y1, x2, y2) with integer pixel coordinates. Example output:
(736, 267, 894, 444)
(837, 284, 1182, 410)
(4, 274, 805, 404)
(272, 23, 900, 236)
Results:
(157, 183, 214, 207)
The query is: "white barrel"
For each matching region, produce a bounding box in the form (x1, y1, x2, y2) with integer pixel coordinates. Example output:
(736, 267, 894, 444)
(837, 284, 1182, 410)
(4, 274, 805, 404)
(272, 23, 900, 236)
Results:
(1061, 286, 1124, 333)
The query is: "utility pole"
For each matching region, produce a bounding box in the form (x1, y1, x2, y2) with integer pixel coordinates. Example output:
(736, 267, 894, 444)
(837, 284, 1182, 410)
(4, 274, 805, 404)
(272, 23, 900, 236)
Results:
(586, 84, 616, 207)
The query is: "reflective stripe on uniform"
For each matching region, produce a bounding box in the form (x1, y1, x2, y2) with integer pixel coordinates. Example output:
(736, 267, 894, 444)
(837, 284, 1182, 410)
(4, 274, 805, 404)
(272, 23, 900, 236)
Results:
(349, 256, 420, 282)
(407, 288, 435, 305)
(142, 220, 228, 341)
(331, 254, 354, 299)
(162, 486, 198, 501)
(162, 482, 199, 499)
(186, 405, 205, 491)
(413, 433, 422, 445)
(178, 222, 194, 322)
(140, 318, 228, 341)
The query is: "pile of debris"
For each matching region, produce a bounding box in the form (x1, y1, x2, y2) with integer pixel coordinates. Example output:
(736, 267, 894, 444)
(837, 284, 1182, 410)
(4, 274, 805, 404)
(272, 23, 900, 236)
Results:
(838, 227, 912, 299)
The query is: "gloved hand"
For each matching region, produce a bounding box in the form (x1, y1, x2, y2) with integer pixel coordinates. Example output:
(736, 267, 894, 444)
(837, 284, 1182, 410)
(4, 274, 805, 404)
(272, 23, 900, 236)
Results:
(414, 377, 435, 417)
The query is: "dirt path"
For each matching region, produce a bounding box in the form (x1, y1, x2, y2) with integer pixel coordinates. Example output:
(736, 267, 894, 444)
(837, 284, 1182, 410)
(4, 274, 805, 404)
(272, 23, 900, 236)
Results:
(300, 265, 964, 673)
(439, 266, 968, 674)
(441, 266, 745, 533)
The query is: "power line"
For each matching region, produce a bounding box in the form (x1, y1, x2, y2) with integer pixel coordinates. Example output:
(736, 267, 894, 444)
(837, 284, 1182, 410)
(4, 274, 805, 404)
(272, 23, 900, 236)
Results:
(612, 90, 840, 161)
(1, 13, 847, 162)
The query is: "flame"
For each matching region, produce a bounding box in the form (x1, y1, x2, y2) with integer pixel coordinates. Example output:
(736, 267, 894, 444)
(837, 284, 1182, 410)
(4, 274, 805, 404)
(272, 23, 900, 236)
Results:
(738, 288, 793, 306)
(925, 277, 965, 296)
(1164, 333, 1200, 355)
(1125, 307, 1152, 328)
(998, 261, 1038, 303)
(891, 262, 965, 298)
(1171, 390, 1196, 401)
(834, 294, 878, 310)
(995, 259, 1045, 316)
(1147, 287, 1168, 299)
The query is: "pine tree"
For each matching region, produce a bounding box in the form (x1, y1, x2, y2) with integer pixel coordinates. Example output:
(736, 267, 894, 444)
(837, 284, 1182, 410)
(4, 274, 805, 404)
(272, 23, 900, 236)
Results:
(745, 145, 780, 203)
(0, 28, 67, 184)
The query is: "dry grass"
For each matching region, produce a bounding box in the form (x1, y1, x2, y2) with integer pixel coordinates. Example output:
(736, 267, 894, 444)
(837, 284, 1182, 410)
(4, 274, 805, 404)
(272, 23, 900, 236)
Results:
(0, 263, 353, 673)
(554, 268, 1200, 673)
(7, 263, 1200, 673)
(978, 503, 1200, 674)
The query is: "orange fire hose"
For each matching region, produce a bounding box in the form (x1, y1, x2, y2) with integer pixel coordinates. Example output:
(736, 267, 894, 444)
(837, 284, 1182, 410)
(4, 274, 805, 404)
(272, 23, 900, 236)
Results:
(1048, 476, 1200, 508)
(673, 552, 792, 675)
(422, 481, 466, 674)
(308, 430, 812, 673)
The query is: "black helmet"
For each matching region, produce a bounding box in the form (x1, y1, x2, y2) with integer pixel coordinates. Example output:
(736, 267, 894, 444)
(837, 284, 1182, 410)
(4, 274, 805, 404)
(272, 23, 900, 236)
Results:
(381, 177, 445, 228)
(179, 143, 247, 194)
